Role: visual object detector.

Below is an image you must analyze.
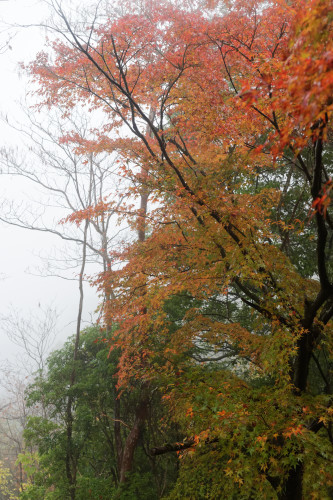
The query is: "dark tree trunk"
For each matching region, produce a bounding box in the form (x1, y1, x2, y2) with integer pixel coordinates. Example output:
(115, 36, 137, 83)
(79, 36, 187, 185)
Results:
(278, 463, 304, 500)
(119, 397, 149, 483)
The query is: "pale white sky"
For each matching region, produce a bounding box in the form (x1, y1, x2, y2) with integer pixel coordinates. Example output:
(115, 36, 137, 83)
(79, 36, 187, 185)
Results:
(0, 0, 105, 372)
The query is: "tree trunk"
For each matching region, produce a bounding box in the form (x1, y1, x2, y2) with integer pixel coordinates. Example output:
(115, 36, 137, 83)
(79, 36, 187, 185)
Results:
(118, 110, 154, 484)
(278, 463, 303, 500)
(119, 397, 149, 483)
(65, 218, 90, 500)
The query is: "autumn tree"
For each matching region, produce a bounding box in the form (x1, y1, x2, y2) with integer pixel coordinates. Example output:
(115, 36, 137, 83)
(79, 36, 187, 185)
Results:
(27, 0, 333, 498)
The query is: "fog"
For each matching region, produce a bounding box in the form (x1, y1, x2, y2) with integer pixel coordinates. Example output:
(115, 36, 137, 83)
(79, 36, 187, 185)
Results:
(0, 0, 104, 370)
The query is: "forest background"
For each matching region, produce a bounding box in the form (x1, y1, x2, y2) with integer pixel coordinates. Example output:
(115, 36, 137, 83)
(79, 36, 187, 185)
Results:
(0, 0, 332, 499)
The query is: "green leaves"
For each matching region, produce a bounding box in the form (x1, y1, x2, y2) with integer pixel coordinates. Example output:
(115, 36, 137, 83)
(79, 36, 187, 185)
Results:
(25, 0, 333, 497)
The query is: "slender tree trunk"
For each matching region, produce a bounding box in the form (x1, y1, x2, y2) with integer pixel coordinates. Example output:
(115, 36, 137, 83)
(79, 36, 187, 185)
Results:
(117, 187, 149, 483)
(65, 218, 89, 500)
(118, 109, 154, 484)
(102, 243, 124, 481)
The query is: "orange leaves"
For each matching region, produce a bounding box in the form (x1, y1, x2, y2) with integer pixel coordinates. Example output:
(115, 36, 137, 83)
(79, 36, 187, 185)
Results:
(28, 0, 326, 368)
(283, 424, 304, 440)
(311, 179, 333, 217)
(25, 3, 333, 493)
(29, 0, 332, 165)
(276, 0, 333, 149)
(256, 435, 267, 444)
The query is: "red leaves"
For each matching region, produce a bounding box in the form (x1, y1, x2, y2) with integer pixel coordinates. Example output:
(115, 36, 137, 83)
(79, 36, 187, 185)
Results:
(283, 424, 304, 439)
(28, 0, 331, 385)
(312, 179, 332, 217)
(277, 0, 333, 148)
(25, 3, 333, 492)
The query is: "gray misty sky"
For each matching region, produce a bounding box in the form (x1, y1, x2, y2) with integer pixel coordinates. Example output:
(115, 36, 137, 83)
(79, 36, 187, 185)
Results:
(0, 0, 105, 369)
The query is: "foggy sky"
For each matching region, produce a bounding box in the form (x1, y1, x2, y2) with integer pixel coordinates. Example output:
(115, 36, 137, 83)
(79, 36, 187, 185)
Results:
(0, 0, 102, 370)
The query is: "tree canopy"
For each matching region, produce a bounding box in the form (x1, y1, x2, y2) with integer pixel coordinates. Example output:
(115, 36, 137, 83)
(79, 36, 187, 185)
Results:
(20, 0, 333, 497)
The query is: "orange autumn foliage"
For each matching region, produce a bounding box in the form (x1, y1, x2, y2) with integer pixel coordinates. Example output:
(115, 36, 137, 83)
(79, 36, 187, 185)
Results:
(28, 0, 333, 497)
